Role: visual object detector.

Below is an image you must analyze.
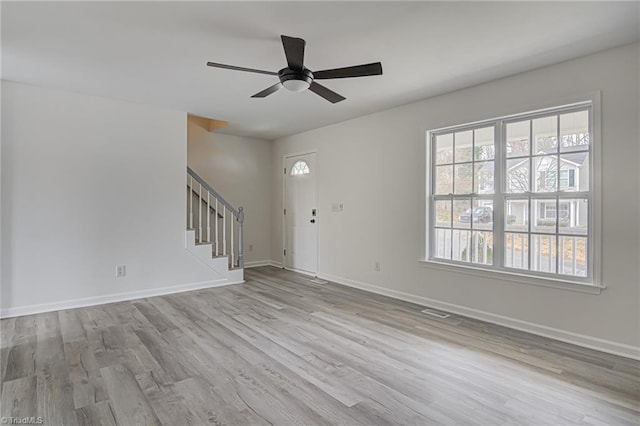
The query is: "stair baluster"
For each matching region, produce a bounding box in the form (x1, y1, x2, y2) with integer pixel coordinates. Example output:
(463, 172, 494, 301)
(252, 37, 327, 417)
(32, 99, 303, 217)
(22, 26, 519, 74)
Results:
(215, 198, 219, 256)
(206, 192, 211, 244)
(231, 214, 235, 267)
(237, 207, 244, 268)
(188, 175, 193, 229)
(198, 182, 202, 243)
(223, 206, 227, 257)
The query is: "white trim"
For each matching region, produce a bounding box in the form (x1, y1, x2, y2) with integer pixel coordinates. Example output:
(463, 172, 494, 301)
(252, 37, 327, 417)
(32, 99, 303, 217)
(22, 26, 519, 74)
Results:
(590, 91, 603, 289)
(256, 261, 315, 276)
(0, 278, 242, 319)
(282, 266, 317, 278)
(317, 272, 639, 360)
(244, 260, 274, 268)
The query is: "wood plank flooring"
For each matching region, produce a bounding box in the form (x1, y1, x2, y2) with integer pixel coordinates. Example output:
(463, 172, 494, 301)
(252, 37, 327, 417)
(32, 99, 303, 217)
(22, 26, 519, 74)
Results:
(1, 266, 638, 425)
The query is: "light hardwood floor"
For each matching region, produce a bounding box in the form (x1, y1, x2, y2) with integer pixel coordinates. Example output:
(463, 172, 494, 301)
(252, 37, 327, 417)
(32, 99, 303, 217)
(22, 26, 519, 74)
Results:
(1, 266, 639, 425)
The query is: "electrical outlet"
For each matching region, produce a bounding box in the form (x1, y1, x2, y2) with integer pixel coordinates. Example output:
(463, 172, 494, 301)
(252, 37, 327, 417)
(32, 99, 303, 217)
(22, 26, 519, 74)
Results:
(374, 261, 381, 272)
(248, 244, 254, 252)
(116, 265, 126, 277)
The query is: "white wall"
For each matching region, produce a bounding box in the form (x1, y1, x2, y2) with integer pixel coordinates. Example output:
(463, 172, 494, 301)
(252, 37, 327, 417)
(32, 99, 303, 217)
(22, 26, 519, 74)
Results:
(271, 44, 640, 355)
(187, 120, 272, 266)
(1, 81, 225, 316)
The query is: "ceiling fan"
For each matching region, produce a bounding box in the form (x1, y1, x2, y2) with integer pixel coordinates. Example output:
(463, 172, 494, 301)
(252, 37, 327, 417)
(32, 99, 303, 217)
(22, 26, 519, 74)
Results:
(206, 35, 383, 104)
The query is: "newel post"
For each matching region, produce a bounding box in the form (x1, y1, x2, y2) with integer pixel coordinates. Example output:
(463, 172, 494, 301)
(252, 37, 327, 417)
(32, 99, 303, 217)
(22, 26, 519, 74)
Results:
(237, 207, 245, 268)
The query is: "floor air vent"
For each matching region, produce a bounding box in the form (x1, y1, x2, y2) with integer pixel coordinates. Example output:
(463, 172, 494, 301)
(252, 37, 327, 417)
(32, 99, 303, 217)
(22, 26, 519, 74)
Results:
(421, 308, 451, 319)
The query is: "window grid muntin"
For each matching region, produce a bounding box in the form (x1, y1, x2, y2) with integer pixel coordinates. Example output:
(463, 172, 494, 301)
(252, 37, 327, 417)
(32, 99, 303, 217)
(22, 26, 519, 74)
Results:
(429, 103, 592, 283)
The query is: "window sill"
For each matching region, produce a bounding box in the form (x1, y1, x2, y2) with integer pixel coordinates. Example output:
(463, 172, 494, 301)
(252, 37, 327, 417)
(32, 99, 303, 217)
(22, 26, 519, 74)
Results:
(419, 259, 605, 294)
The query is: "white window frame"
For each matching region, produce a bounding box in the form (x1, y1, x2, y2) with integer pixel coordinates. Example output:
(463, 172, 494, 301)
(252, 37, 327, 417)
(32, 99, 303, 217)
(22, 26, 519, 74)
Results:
(423, 96, 603, 293)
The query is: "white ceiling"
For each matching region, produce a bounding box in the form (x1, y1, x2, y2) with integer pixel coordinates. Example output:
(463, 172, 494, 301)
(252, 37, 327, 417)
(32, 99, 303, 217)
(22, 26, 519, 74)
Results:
(2, 1, 639, 140)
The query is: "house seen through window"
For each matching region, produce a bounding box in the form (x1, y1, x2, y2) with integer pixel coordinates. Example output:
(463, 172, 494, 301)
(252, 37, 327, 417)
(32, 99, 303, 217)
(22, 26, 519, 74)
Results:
(428, 104, 593, 283)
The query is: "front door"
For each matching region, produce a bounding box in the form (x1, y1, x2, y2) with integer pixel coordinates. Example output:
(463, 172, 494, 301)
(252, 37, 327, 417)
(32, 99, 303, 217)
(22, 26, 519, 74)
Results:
(284, 152, 318, 275)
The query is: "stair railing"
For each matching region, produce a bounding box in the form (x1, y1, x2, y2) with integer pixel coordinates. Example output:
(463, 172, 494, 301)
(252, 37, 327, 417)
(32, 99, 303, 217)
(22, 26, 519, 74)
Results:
(187, 167, 244, 268)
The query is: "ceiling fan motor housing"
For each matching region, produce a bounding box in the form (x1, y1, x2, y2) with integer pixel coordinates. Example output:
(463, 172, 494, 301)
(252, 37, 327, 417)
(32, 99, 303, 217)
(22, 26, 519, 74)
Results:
(279, 68, 313, 92)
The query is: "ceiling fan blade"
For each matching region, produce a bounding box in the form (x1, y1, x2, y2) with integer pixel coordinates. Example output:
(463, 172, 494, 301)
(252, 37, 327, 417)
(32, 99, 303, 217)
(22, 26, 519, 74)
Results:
(251, 83, 282, 98)
(313, 62, 383, 80)
(281, 35, 305, 71)
(308, 82, 346, 104)
(206, 62, 277, 76)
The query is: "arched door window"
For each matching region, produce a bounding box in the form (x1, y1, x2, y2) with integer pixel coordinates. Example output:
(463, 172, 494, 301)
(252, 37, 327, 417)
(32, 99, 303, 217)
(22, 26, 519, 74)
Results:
(291, 160, 310, 176)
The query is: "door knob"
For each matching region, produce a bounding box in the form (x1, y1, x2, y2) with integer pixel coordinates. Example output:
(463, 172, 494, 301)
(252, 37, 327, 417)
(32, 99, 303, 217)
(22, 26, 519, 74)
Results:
(310, 219, 316, 223)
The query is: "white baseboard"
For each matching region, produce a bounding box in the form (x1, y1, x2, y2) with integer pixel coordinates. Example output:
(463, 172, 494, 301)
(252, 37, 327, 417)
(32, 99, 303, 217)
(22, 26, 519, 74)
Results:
(318, 272, 640, 361)
(0, 278, 243, 319)
(282, 266, 316, 277)
(259, 261, 312, 276)
(244, 260, 274, 268)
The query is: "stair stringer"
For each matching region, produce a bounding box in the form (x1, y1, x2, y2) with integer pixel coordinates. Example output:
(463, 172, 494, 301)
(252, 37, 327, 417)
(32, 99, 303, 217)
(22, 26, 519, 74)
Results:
(185, 230, 244, 284)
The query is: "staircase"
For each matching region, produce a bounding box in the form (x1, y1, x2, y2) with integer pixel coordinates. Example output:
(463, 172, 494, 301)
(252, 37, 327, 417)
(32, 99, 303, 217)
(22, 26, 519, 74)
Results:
(185, 167, 244, 283)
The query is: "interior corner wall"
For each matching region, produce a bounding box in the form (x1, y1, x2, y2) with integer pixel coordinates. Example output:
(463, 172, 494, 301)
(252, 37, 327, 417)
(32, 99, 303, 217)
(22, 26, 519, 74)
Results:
(0, 79, 3, 308)
(187, 119, 272, 266)
(270, 43, 640, 353)
(1, 81, 222, 315)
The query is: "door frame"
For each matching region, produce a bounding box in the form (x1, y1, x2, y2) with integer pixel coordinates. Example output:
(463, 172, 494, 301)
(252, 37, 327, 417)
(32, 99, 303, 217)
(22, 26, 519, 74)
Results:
(282, 149, 319, 277)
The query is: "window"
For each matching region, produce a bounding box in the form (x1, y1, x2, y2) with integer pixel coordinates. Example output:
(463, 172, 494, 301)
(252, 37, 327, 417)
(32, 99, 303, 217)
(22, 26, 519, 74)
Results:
(539, 201, 570, 220)
(291, 160, 310, 175)
(559, 170, 575, 189)
(428, 103, 594, 284)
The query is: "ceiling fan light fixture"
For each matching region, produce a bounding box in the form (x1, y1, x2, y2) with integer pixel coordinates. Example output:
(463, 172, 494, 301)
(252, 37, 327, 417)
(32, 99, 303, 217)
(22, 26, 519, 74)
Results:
(282, 79, 310, 92)
(278, 68, 314, 93)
